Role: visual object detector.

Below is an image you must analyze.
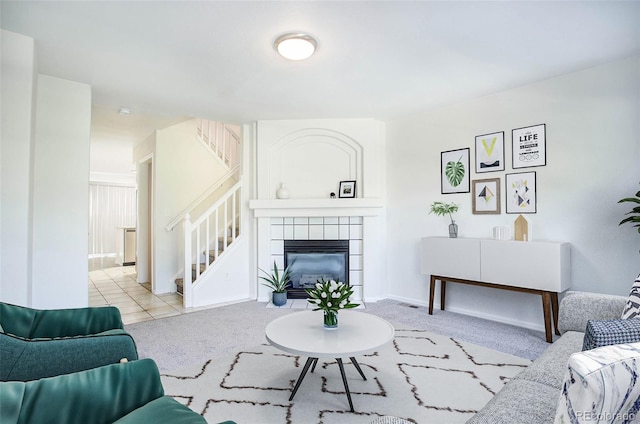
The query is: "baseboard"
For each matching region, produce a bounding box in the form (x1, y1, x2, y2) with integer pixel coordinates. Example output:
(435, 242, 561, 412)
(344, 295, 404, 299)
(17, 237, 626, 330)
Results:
(385, 294, 545, 333)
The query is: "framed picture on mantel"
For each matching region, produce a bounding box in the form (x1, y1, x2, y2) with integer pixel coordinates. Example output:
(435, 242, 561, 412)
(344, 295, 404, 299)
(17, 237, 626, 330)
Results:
(339, 180, 356, 198)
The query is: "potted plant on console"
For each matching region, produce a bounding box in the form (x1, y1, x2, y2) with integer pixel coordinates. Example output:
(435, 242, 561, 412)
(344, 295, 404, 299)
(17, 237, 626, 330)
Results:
(306, 279, 359, 329)
(259, 261, 291, 307)
(429, 201, 459, 238)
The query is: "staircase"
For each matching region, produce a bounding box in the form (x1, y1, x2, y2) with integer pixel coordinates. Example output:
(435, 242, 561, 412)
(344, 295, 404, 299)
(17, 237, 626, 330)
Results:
(174, 226, 239, 295)
(165, 119, 242, 308)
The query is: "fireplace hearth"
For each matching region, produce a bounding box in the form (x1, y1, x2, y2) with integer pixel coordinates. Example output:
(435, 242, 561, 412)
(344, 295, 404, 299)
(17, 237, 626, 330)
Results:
(284, 240, 349, 299)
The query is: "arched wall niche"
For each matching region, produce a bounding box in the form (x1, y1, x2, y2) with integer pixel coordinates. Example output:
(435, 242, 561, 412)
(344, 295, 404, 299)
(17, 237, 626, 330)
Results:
(268, 128, 363, 199)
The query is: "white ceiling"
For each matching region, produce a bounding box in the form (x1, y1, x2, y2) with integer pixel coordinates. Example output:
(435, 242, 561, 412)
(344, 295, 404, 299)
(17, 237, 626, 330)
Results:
(2, 1, 639, 149)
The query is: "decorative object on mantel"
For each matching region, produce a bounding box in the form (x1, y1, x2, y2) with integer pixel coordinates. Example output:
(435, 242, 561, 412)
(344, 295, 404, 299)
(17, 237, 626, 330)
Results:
(506, 171, 536, 214)
(276, 183, 289, 199)
(259, 261, 292, 306)
(429, 201, 459, 238)
(618, 182, 640, 235)
(512, 123, 546, 168)
(338, 180, 356, 198)
(305, 278, 359, 329)
(330, 192, 336, 199)
(441, 148, 470, 194)
(514, 215, 529, 241)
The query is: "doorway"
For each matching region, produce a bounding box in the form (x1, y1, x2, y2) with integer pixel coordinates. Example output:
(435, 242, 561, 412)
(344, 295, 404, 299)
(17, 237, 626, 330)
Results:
(136, 156, 154, 290)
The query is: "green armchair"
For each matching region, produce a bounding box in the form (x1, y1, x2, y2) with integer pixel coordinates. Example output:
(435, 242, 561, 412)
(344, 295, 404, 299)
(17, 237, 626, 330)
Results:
(0, 302, 138, 381)
(0, 358, 235, 424)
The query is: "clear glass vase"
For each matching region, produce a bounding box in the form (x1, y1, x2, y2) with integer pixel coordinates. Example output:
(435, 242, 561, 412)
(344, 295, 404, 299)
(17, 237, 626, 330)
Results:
(449, 221, 458, 238)
(323, 310, 338, 329)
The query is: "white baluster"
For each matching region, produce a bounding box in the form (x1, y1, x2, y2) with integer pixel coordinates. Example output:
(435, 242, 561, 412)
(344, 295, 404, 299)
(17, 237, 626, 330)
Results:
(183, 213, 192, 308)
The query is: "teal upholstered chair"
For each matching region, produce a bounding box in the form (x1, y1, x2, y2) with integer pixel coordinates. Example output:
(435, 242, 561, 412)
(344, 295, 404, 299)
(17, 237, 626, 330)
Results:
(0, 358, 235, 424)
(0, 302, 138, 381)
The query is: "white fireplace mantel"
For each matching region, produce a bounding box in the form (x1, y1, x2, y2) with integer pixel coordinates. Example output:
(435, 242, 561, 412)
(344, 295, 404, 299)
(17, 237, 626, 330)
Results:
(249, 198, 385, 218)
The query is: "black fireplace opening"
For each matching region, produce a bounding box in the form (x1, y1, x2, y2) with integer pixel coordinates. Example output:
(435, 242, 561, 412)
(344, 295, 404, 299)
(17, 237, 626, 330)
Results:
(284, 240, 349, 299)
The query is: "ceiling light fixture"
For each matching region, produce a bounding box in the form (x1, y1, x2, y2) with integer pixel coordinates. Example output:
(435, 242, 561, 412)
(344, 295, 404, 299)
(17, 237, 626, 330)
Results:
(118, 107, 131, 116)
(274, 33, 318, 61)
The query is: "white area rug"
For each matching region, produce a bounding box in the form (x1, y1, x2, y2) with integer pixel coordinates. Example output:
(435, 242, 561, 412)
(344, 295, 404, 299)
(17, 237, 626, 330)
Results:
(161, 328, 531, 424)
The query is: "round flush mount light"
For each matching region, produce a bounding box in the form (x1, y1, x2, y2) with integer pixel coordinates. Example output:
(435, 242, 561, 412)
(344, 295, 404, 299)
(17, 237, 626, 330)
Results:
(274, 33, 318, 61)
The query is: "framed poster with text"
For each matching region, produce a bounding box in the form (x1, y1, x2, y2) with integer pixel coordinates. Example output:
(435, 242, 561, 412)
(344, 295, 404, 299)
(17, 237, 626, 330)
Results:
(512, 124, 546, 169)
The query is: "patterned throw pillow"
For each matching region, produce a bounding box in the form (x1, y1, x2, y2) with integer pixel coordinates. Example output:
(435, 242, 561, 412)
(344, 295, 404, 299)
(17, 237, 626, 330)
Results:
(620, 274, 640, 319)
(555, 343, 640, 424)
(582, 319, 640, 351)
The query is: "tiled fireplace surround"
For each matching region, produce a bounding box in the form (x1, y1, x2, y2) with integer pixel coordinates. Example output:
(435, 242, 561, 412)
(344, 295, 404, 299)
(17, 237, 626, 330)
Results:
(268, 216, 364, 299)
(250, 199, 386, 303)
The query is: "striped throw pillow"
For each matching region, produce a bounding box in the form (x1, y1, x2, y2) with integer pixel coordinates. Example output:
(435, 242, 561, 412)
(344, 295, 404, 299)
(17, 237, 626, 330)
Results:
(621, 274, 640, 319)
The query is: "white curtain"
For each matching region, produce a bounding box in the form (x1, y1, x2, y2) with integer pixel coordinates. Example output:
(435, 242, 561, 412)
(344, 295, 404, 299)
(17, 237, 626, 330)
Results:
(88, 183, 137, 256)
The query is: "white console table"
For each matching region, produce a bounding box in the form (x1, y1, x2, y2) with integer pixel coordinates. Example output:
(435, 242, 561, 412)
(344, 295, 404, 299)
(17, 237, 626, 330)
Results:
(420, 237, 571, 343)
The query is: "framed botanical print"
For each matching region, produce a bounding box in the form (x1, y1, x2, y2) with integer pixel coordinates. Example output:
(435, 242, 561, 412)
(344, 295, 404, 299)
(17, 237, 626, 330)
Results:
(512, 124, 546, 168)
(475, 131, 505, 173)
(472, 178, 501, 214)
(441, 148, 470, 194)
(506, 172, 536, 213)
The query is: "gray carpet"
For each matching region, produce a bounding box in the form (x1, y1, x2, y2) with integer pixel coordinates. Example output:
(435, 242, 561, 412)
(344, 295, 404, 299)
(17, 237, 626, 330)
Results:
(126, 299, 549, 373)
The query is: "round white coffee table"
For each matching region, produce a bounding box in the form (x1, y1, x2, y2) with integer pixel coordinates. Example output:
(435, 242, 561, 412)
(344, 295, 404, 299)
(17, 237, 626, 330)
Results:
(265, 309, 395, 411)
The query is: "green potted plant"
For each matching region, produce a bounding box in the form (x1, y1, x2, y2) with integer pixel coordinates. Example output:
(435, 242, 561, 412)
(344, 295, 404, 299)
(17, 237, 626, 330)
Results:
(259, 261, 292, 307)
(619, 183, 640, 235)
(429, 201, 460, 238)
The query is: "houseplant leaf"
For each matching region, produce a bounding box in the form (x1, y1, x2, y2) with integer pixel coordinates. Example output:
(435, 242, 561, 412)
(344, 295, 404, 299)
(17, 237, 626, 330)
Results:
(618, 184, 640, 234)
(445, 156, 465, 187)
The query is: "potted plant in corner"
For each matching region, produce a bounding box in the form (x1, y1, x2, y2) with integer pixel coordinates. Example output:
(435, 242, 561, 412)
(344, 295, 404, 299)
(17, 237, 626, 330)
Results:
(619, 183, 640, 236)
(429, 201, 460, 238)
(259, 261, 292, 307)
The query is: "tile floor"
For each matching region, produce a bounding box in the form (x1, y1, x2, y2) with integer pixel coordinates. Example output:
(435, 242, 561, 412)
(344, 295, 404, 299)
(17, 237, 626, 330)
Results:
(88, 259, 364, 324)
(88, 265, 185, 325)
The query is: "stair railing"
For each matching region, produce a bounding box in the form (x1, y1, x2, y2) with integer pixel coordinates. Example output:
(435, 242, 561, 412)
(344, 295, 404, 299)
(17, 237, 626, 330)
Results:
(196, 119, 240, 175)
(182, 181, 242, 307)
(165, 165, 239, 232)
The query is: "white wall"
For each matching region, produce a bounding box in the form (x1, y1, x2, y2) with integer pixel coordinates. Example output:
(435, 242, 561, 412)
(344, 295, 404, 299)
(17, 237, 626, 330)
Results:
(31, 75, 91, 308)
(0, 30, 36, 305)
(386, 56, 640, 331)
(256, 119, 386, 200)
(152, 119, 232, 293)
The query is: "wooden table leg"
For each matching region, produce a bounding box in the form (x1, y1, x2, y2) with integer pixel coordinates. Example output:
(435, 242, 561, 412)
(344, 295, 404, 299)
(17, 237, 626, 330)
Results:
(429, 276, 436, 315)
(550, 292, 560, 335)
(440, 280, 446, 311)
(541, 292, 553, 343)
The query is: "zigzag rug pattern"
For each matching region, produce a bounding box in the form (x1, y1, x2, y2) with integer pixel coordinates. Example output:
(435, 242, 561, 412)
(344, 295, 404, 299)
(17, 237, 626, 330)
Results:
(161, 328, 531, 424)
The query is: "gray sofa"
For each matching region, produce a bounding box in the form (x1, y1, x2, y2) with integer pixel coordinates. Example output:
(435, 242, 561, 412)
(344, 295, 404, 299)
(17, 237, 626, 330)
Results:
(467, 291, 628, 424)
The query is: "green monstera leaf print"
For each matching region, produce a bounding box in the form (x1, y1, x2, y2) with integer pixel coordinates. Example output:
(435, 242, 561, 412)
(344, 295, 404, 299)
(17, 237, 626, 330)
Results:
(445, 156, 465, 187)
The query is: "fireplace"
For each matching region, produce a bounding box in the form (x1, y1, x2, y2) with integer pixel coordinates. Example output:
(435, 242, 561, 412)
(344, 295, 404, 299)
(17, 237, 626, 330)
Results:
(284, 240, 349, 299)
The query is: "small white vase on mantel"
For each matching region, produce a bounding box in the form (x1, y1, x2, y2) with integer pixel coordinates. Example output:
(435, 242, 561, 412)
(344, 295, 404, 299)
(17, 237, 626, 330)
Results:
(276, 183, 289, 199)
